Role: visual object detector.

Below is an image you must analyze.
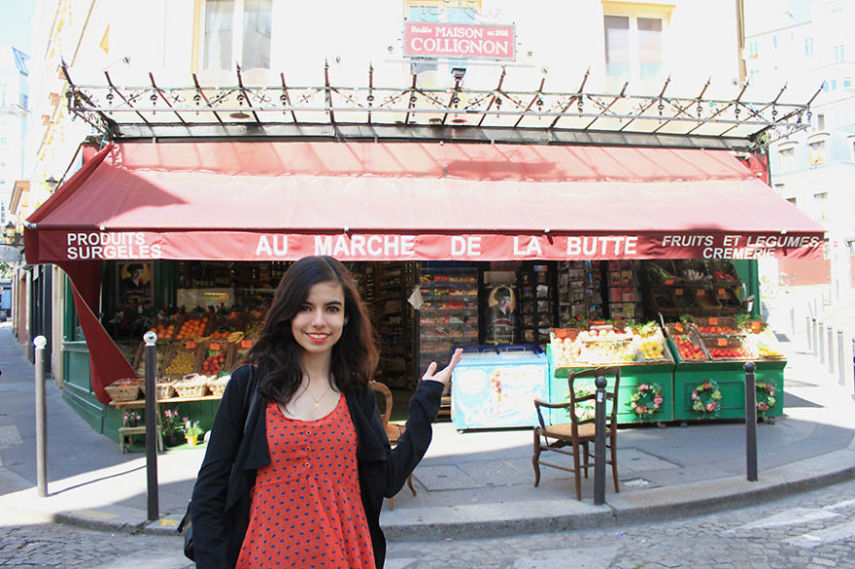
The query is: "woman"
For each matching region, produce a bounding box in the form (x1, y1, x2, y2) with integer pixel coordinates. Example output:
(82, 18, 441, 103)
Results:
(190, 256, 462, 569)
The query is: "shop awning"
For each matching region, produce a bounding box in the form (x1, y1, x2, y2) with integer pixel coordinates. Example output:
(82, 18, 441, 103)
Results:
(26, 141, 825, 264)
(24, 140, 825, 404)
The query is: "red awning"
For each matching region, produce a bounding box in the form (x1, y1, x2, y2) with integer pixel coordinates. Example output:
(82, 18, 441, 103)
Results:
(26, 141, 825, 264)
(24, 140, 825, 404)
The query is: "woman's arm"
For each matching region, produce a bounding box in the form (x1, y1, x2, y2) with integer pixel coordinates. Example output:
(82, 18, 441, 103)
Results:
(189, 366, 252, 569)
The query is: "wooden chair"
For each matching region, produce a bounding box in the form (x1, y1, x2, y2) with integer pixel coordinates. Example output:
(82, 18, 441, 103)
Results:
(532, 367, 621, 500)
(369, 380, 417, 509)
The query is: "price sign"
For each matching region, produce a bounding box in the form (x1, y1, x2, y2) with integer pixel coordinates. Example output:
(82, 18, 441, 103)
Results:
(675, 289, 684, 296)
(185, 341, 197, 350)
(241, 340, 254, 349)
(718, 288, 726, 296)
(664, 279, 675, 285)
(696, 289, 706, 297)
(717, 338, 728, 346)
(209, 342, 221, 351)
(709, 317, 719, 325)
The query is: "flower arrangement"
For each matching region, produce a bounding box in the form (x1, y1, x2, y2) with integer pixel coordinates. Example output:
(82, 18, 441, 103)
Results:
(691, 379, 722, 417)
(627, 383, 664, 420)
(755, 381, 777, 414)
(161, 407, 181, 436)
(182, 418, 203, 437)
(122, 410, 142, 427)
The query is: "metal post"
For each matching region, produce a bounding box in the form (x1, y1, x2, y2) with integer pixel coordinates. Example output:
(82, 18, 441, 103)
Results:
(143, 331, 159, 521)
(34, 336, 48, 497)
(837, 331, 845, 386)
(819, 322, 825, 365)
(806, 316, 812, 351)
(828, 327, 835, 375)
(811, 318, 818, 355)
(593, 375, 607, 505)
(744, 362, 758, 482)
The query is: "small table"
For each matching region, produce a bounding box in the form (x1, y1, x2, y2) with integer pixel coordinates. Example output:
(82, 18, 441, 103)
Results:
(118, 424, 163, 453)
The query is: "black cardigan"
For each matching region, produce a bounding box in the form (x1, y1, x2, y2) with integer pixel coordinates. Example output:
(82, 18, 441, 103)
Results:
(190, 365, 443, 569)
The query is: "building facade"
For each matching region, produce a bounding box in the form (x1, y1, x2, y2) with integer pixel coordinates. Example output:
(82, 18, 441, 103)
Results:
(745, 0, 855, 297)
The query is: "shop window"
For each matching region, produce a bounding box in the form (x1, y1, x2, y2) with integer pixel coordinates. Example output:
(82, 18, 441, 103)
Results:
(603, 9, 666, 81)
(778, 145, 796, 173)
(813, 192, 828, 221)
(804, 37, 814, 57)
(808, 139, 827, 167)
(200, 0, 272, 71)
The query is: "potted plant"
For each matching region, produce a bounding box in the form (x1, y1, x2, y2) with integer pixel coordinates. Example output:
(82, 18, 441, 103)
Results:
(161, 407, 183, 447)
(122, 409, 142, 428)
(182, 418, 204, 446)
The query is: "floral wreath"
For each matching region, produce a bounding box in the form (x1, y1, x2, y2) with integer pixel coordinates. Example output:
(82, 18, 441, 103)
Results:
(691, 379, 722, 417)
(627, 383, 664, 420)
(755, 381, 777, 414)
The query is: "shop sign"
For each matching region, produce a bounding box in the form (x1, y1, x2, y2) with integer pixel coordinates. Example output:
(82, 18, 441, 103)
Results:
(36, 229, 824, 263)
(404, 22, 515, 60)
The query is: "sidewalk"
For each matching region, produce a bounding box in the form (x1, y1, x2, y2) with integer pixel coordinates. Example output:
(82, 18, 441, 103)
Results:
(2, 320, 855, 540)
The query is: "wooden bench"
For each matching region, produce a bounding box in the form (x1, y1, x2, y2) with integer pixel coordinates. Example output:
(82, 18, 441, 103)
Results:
(118, 425, 163, 454)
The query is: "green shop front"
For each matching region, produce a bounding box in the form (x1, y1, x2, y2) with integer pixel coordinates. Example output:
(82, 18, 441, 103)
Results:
(23, 138, 824, 447)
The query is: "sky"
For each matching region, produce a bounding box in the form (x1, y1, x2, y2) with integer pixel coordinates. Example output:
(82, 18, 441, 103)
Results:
(0, 0, 35, 54)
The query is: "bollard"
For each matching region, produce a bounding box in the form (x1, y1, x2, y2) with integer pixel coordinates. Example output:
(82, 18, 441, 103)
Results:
(811, 318, 818, 356)
(744, 362, 758, 482)
(143, 331, 159, 521)
(34, 336, 48, 497)
(838, 331, 845, 386)
(806, 316, 812, 351)
(593, 375, 607, 505)
(819, 323, 825, 365)
(828, 328, 834, 375)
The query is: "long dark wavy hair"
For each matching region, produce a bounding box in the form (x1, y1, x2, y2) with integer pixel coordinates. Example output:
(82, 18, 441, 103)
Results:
(244, 256, 379, 403)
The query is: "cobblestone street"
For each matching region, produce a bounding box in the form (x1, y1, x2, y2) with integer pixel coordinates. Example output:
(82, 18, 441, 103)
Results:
(3, 477, 855, 568)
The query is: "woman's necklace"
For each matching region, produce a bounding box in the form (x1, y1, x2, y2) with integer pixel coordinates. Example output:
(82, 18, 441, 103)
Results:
(301, 378, 331, 408)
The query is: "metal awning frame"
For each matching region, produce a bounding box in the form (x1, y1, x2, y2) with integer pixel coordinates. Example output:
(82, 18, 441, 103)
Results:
(62, 63, 820, 151)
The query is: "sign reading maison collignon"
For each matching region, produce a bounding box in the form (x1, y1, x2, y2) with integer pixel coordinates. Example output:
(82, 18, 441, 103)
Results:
(43, 230, 823, 263)
(404, 22, 515, 60)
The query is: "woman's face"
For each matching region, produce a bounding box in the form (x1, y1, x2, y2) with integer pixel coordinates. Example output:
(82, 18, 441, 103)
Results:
(290, 281, 346, 358)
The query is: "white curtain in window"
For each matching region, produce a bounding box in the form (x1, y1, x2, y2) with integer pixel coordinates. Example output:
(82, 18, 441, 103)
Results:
(637, 17, 662, 80)
(604, 16, 630, 78)
(242, 0, 272, 69)
(204, 0, 235, 70)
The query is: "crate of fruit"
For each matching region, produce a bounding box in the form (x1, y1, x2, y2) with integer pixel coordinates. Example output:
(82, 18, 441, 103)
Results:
(162, 341, 201, 377)
(664, 323, 709, 362)
(173, 373, 210, 398)
(689, 316, 740, 336)
(198, 340, 234, 376)
(549, 328, 582, 367)
(140, 377, 176, 400)
(105, 378, 143, 402)
(173, 313, 212, 341)
(206, 374, 231, 397)
(701, 335, 752, 360)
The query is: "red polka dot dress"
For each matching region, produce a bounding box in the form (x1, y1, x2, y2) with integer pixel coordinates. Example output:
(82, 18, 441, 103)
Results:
(235, 395, 375, 569)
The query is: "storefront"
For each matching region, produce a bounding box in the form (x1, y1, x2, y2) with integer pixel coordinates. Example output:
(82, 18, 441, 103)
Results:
(23, 73, 825, 441)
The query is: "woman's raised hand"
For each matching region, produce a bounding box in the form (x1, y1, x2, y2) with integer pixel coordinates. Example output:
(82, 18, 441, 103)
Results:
(421, 348, 464, 387)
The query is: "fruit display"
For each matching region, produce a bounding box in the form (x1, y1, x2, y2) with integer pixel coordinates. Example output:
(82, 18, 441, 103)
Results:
(671, 334, 708, 360)
(164, 348, 197, 375)
(149, 320, 177, 340)
(708, 347, 750, 359)
(628, 321, 672, 362)
(175, 315, 210, 340)
(201, 351, 227, 375)
(742, 325, 785, 359)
